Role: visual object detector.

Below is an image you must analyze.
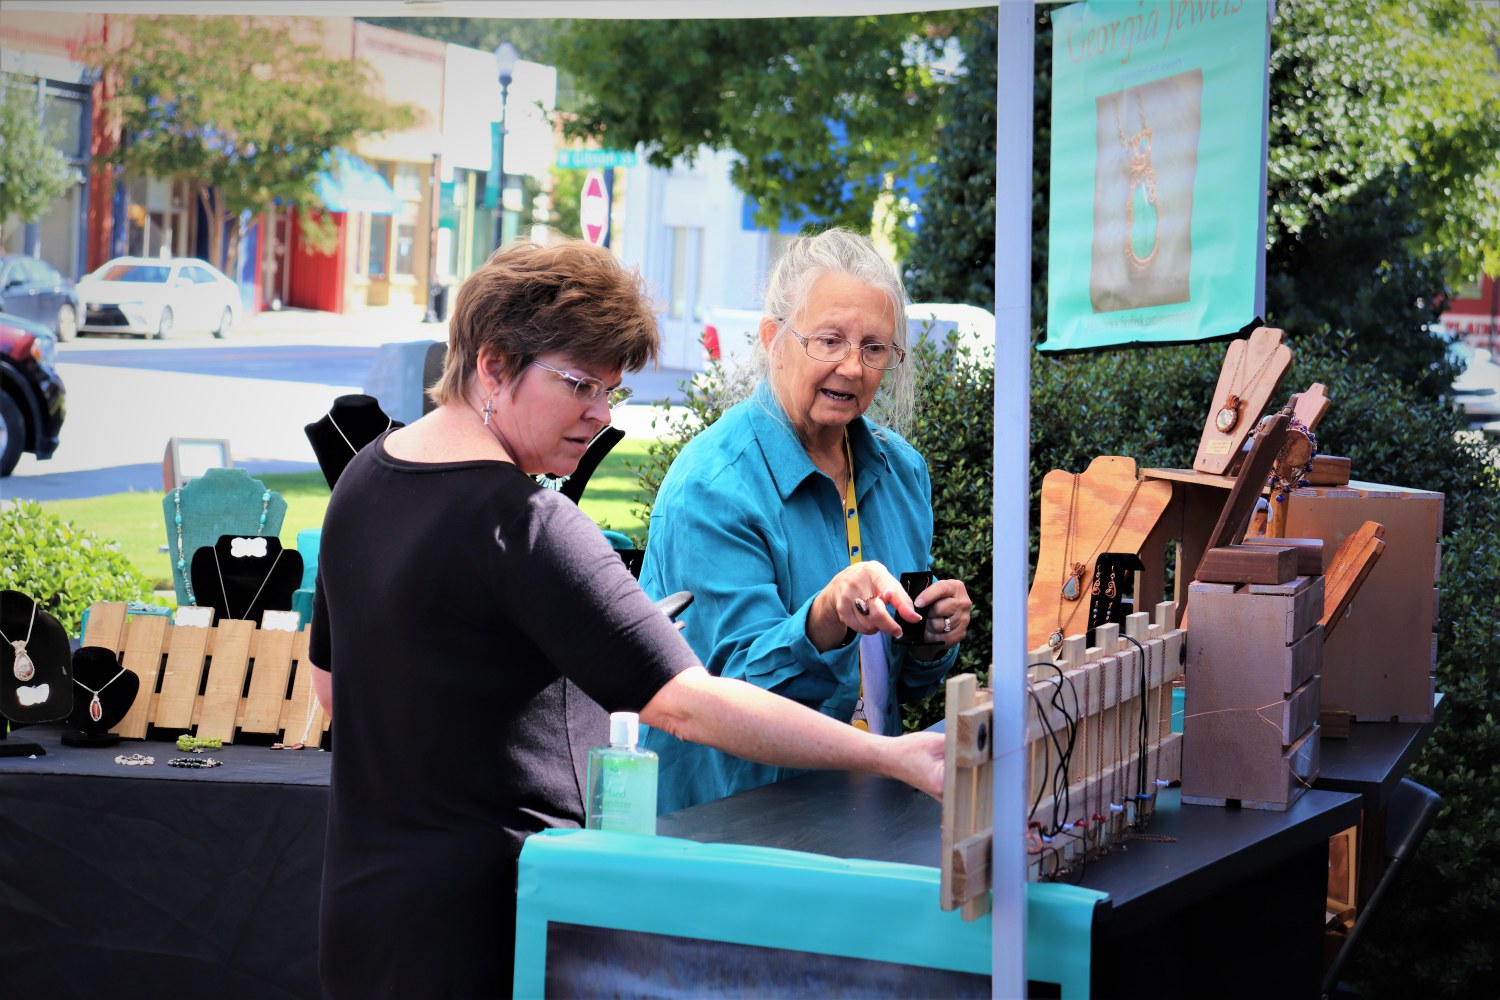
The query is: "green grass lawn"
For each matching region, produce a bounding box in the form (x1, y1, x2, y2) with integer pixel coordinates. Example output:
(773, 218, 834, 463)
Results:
(39, 438, 655, 593)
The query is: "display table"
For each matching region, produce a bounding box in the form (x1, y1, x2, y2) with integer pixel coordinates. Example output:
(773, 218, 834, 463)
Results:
(654, 769, 1360, 999)
(1, 720, 1417, 999)
(0, 724, 329, 999)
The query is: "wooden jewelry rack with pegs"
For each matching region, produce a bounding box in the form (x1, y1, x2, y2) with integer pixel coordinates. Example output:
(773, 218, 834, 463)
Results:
(1021, 602, 1185, 881)
(79, 601, 329, 747)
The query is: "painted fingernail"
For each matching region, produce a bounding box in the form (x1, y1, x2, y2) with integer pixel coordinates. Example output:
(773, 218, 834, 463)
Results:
(854, 599, 869, 615)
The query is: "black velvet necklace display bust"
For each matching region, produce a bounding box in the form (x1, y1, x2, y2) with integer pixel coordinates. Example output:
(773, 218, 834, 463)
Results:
(305, 394, 403, 489)
(61, 646, 139, 748)
(190, 535, 304, 624)
(0, 590, 72, 728)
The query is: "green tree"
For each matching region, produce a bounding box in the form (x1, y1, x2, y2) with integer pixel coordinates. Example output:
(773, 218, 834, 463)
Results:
(0, 75, 73, 244)
(904, 9, 996, 307)
(91, 16, 414, 278)
(544, 14, 970, 256)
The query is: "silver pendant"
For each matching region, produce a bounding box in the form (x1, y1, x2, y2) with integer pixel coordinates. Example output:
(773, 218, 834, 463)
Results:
(89, 693, 104, 723)
(10, 641, 33, 682)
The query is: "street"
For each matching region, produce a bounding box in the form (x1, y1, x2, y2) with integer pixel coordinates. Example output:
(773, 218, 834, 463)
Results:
(3, 307, 697, 501)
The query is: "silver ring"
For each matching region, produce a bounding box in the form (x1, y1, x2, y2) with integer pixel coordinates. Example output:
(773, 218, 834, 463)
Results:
(943, 617, 953, 633)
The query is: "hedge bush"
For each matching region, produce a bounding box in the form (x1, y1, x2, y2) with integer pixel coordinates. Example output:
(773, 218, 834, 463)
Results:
(0, 500, 150, 636)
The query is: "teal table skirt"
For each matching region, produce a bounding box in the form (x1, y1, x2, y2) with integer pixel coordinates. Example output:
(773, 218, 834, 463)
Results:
(515, 829, 1103, 998)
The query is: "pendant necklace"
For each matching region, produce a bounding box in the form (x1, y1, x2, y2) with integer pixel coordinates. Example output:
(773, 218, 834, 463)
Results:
(213, 546, 286, 621)
(1215, 340, 1279, 434)
(1, 596, 38, 682)
(327, 410, 392, 454)
(1051, 474, 1146, 651)
(74, 666, 127, 723)
(1115, 93, 1159, 269)
(175, 488, 273, 606)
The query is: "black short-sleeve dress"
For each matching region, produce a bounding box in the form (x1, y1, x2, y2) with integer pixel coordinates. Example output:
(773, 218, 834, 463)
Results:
(310, 433, 696, 998)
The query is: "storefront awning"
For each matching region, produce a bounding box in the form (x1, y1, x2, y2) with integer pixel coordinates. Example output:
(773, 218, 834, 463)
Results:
(314, 150, 400, 215)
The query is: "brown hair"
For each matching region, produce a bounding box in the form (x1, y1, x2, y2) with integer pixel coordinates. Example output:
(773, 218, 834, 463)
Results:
(429, 239, 660, 406)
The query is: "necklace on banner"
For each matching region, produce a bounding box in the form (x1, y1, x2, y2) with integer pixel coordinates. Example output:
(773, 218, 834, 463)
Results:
(1051, 474, 1145, 651)
(74, 666, 127, 723)
(1115, 92, 1159, 269)
(1, 595, 39, 682)
(1215, 341, 1278, 434)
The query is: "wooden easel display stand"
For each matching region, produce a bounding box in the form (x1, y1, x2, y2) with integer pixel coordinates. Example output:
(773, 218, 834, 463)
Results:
(1194, 327, 1293, 475)
(1027, 456, 1173, 651)
(79, 602, 329, 747)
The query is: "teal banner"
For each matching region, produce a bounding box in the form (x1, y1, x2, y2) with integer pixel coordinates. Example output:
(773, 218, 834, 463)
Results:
(1042, 0, 1270, 353)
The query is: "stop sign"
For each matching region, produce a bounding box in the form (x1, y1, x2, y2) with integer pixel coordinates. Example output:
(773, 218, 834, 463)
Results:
(580, 170, 610, 246)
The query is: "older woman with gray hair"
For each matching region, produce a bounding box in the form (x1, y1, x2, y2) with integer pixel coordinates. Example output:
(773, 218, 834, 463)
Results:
(641, 227, 973, 814)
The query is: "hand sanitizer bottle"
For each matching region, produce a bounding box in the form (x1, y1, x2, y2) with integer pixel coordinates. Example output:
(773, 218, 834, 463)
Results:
(585, 711, 659, 834)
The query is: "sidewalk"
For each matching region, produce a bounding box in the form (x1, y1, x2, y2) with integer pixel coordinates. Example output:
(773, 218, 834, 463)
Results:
(5, 304, 696, 501)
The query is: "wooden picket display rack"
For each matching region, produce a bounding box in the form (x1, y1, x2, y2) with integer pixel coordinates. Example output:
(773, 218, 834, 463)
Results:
(938, 602, 1186, 912)
(1022, 602, 1185, 881)
(79, 601, 329, 747)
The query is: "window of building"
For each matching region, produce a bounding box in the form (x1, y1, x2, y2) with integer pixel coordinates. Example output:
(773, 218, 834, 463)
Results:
(666, 226, 703, 323)
(394, 200, 418, 278)
(367, 214, 390, 278)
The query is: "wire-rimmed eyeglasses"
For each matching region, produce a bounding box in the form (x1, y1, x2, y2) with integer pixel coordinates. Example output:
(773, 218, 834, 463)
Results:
(531, 360, 633, 407)
(787, 327, 906, 371)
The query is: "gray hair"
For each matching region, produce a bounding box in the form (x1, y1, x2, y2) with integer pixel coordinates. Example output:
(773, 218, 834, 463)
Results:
(715, 228, 914, 437)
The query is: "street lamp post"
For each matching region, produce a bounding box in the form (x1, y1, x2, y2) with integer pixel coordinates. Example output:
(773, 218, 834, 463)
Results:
(493, 41, 519, 251)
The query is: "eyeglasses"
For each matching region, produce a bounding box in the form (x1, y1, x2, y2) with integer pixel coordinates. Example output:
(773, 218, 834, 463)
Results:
(787, 327, 906, 371)
(531, 360, 633, 407)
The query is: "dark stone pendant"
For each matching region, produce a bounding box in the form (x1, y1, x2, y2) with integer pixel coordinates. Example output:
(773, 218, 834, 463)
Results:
(1061, 563, 1085, 601)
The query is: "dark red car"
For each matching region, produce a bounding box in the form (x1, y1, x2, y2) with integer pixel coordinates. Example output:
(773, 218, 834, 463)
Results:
(0, 311, 66, 477)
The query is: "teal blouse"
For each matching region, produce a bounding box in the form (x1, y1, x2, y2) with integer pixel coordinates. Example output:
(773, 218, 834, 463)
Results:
(639, 384, 957, 813)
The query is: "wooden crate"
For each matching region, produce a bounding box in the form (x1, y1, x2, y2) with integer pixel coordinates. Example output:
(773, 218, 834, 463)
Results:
(78, 601, 329, 747)
(1283, 483, 1441, 722)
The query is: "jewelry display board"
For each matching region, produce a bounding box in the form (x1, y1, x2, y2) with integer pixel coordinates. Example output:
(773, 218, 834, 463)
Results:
(1021, 603, 1185, 880)
(304, 393, 403, 490)
(1194, 327, 1293, 475)
(78, 601, 328, 746)
(161, 468, 288, 608)
(1028, 456, 1172, 651)
(0, 590, 72, 727)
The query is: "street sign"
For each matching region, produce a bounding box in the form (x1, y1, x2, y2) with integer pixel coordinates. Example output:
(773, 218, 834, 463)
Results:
(557, 148, 637, 170)
(580, 170, 610, 247)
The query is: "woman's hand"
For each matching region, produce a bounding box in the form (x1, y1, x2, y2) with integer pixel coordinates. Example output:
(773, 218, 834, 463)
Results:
(806, 560, 918, 651)
(911, 578, 973, 653)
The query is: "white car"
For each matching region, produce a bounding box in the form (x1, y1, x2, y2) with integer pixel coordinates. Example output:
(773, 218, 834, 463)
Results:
(702, 301, 996, 369)
(76, 256, 241, 340)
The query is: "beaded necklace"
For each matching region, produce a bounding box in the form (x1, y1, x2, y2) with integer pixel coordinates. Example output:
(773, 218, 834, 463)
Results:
(172, 487, 272, 606)
(1, 595, 38, 682)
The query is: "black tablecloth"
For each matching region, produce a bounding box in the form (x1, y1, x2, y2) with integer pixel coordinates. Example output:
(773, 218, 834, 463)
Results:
(0, 725, 330, 1000)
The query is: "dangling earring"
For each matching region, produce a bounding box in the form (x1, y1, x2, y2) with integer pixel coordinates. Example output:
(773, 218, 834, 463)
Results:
(1091, 572, 1102, 597)
(1105, 567, 1118, 599)
(482, 394, 495, 427)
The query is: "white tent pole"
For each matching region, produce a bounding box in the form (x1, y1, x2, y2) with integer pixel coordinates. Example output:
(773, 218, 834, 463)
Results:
(992, 2, 1034, 997)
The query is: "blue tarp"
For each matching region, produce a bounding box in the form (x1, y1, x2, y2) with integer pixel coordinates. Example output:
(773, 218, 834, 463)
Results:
(314, 150, 400, 215)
